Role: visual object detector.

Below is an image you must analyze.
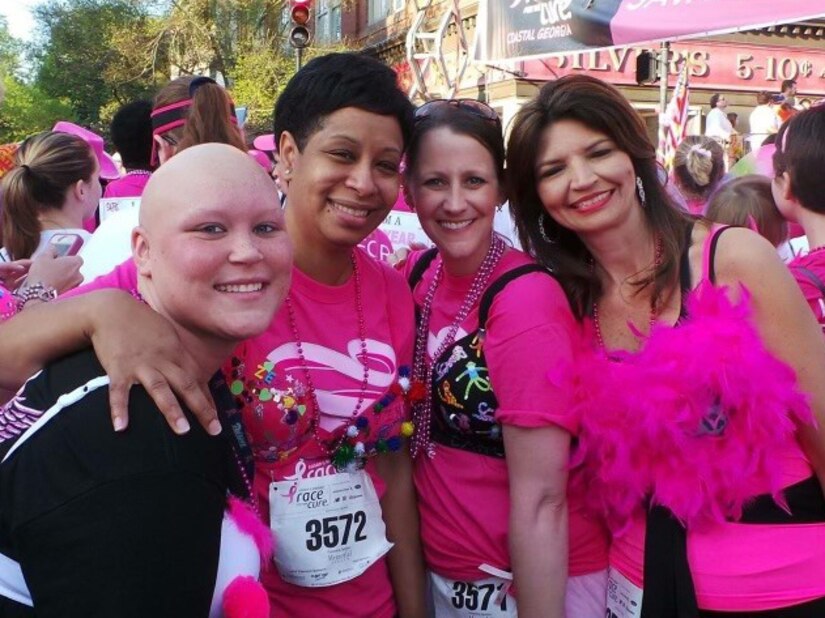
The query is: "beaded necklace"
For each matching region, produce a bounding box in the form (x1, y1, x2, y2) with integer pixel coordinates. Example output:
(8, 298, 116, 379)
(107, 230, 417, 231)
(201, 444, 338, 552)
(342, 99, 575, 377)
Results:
(284, 255, 370, 460)
(124, 169, 153, 177)
(409, 235, 507, 458)
(591, 238, 663, 352)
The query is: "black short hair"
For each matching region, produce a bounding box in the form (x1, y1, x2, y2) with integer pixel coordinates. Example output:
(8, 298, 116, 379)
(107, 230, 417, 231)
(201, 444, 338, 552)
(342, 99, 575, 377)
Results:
(110, 100, 153, 170)
(709, 93, 722, 109)
(781, 79, 797, 93)
(273, 53, 414, 151)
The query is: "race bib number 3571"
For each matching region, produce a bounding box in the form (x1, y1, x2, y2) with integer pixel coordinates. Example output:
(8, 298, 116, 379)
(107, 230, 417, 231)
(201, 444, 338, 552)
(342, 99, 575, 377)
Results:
(269, 470, 392, 587)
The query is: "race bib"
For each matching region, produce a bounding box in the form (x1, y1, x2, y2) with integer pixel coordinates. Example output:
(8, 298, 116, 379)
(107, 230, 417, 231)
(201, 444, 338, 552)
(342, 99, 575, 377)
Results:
(429, 571, 517, 618)
(98, 197, 140, 222)
(269, 470, 392, 587)
(606, 567, 643, 618)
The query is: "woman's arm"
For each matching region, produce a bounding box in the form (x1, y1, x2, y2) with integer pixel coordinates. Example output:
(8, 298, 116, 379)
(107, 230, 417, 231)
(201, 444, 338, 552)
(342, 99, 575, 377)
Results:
(715, 227, 825, 484)
(375, 448, 427, 618)
(0, 289, 219, 435)
(504, 424, 569, 618)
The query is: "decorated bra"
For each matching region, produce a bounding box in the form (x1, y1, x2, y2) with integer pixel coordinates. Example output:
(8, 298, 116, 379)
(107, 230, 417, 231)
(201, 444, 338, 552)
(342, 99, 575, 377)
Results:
(408, 249, 548, 458)
(226, 351, 416, 471)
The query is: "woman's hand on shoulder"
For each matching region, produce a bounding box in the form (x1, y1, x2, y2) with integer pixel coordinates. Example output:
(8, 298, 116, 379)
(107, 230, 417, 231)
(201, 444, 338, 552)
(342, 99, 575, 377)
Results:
(88, 290, 220, 436)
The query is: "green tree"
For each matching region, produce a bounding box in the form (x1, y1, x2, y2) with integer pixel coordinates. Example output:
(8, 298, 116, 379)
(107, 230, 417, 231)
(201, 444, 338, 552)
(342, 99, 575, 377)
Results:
(0, 17, 74, 143)
(0, 75, 74, 142)
(0, 16, 20, 78)
(33, 0, 164, 127)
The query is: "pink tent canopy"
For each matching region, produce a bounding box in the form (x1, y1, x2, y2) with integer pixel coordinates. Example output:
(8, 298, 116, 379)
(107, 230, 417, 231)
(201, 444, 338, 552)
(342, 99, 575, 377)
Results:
(477, 1, 825, 63)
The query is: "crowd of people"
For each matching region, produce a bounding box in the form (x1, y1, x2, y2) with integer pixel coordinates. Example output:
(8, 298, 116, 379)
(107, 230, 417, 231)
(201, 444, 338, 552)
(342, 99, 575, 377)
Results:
(705, 79, 823, 168)
(0, 51, 824, 618)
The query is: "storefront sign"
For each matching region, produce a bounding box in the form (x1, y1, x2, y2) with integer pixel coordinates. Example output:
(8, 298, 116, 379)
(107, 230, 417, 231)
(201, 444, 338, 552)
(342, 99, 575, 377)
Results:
(522, 42, 825, 95)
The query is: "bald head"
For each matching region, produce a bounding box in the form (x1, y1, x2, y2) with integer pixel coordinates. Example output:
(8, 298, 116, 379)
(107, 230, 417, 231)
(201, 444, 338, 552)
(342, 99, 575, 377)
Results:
(131, 142, 293, 375)
(139, 143, 280, 232)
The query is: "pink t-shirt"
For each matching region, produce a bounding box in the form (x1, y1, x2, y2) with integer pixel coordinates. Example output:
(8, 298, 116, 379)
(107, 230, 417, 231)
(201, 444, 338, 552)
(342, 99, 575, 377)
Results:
(406, 249, 608, 582)
(358, 228, 394, 263)
(59, 259, 137, 299)
(103, 171, 151, 199)
(789, 251, 825, 327)
(0, 284, 15, 321)
(610, 447, 825, 611)
(226, 248, 414, 618)
(60, 250, 416, 618)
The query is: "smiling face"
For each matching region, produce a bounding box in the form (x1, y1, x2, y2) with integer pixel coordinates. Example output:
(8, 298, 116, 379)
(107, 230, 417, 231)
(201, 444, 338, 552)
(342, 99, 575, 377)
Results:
(135, 144, 292, 347)
(407, 127, 502, 275)
(279, 107, 404, 252)
(535, 118, 641, 239)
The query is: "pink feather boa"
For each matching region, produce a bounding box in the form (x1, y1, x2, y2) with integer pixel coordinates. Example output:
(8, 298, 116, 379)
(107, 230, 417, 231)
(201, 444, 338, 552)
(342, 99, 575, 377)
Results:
(567, 281, 813, 534)
(227, 496, 273, 564)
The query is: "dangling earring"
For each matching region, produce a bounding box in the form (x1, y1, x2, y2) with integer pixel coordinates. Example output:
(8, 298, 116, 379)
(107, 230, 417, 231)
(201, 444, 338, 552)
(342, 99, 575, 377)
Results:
(636, 175, 647, 208)
(538, 213, 556, 244)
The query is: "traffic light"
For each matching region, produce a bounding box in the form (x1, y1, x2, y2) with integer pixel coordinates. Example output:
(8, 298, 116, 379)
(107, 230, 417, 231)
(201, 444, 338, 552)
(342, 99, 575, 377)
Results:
(635, 50, 658, 85)
(289, 0, 312, 50)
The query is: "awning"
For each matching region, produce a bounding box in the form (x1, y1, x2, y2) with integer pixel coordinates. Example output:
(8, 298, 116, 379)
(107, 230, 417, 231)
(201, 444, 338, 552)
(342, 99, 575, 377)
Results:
(476, 1, 825, 63)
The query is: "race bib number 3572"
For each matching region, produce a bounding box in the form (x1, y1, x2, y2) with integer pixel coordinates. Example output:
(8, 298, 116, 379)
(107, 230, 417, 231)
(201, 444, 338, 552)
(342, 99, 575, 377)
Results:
(269, 470, 392, 587)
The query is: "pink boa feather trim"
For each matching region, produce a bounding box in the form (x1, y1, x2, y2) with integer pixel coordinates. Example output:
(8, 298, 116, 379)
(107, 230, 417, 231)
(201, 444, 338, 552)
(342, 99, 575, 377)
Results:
(227, 496, 273, 564)
(568, 281, 813, 534)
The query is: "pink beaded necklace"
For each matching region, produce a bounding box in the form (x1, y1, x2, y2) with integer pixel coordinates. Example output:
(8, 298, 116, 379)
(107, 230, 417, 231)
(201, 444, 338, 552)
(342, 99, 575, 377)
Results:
(591, 238, 663, 352)
(284, 254, 371, 458)
(410, 235, 507, 458)
(124, 169, 152, 177)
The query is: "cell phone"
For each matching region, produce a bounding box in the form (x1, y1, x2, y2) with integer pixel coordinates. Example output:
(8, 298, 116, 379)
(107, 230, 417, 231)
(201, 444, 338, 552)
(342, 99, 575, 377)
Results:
(48, 233, 85, 257)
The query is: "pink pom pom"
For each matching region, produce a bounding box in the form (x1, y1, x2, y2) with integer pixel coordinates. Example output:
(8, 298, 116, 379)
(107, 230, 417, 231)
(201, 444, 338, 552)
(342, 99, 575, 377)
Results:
(222, 576, 270, 618)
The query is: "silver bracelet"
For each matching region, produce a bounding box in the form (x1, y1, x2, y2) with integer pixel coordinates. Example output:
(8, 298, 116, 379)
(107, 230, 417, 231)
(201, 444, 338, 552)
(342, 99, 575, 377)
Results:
(14, 282, 58, 311)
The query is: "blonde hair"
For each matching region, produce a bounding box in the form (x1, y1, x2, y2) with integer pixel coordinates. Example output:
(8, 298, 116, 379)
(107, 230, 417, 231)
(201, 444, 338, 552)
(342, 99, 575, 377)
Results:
(673, 136, 725, 199)
(706, 175, 787, 247)
(1, 132, 95, 259)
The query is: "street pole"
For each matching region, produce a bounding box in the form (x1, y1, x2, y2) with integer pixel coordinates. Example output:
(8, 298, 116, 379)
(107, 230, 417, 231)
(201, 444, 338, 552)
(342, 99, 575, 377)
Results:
(296, 47, 303, 72)
(659, 40, 670, 114)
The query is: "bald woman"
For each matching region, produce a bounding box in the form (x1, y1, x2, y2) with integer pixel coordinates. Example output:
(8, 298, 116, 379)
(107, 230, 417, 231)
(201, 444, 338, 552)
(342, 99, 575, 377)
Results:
(0, 144, 292, 617)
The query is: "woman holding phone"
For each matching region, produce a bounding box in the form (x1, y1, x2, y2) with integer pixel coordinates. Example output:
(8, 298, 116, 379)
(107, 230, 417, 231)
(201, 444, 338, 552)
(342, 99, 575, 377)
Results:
(1, 132, 101, 263)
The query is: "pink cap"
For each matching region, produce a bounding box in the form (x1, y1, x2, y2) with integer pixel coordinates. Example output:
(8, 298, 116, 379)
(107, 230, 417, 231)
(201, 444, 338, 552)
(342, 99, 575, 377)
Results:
(253, 133, 276, 152)
(247, 149, 273, 173)
(52, 121, 121, 180)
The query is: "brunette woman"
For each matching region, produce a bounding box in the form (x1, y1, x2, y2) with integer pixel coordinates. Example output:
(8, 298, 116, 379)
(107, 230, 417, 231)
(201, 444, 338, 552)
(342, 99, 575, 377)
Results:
(507, 75, 825, 617)
(402, 100, 607, 617)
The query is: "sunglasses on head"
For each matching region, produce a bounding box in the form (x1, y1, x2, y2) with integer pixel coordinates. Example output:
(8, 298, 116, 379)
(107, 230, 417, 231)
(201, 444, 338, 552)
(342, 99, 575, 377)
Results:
(414, 99, 500, 125)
